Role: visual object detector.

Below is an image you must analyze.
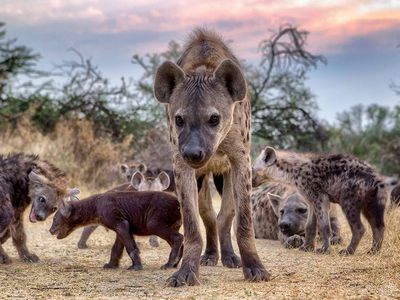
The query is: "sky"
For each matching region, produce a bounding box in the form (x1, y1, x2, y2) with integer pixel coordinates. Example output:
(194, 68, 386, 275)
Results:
(1, 0, 399, 122)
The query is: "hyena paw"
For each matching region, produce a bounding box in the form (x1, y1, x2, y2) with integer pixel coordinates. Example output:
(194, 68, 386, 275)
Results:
(200, 253, 219, 266)
(21, 253, 39, 263)
(149, 236, 159, 248)
(299, 244, 314, 252)
(243, 261, 271, 282)
(316, 247, 330, 254)
(103, 262, 118, 269)
(330, 236, 342, 245)
(166, 265, 200, 287)
(339, 248, 354, 256)
(284, 235, 304, 249)
(127, 263, 143, 271)
(0, 253, 11, 264)
(77, 242, 88, 249)
(221, 253, 242, 268)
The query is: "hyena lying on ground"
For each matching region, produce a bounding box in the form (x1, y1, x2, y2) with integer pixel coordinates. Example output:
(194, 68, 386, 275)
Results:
(50, 190, 183, 270)
(251, 183, 342, 248)
(77, 170, 171, 249)
(0, 153, 77, 263)
(253, 147, 386, 255)
(154, 28, 268, 286)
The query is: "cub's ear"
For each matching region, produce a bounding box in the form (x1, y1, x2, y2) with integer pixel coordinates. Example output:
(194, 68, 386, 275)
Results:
(137, 163, 147, 173)
(60, 200, 72, 218)
(267, 193, 282, 217)
(120, 164, 129, 174)
(28, 171, 49, 185)
(68, 188, 80, 201)
(130, 171, 144, 190)
(263, 147, 277, 167)
(214, 59, 247, 102)
(154, 61, 185, 103)
(157, 171, 171, 191)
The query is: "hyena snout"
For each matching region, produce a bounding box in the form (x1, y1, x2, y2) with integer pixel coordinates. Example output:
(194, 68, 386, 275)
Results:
(278, 222, 292, 235)
(182, 145, 205, 165)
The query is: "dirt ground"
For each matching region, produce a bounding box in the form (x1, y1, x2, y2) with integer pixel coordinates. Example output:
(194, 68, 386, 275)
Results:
(1, 201, 400, 299)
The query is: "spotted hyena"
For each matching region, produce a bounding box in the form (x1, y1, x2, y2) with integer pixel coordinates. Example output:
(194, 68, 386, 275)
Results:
(77, 170, 171, 249)
(153, 28, 269, 286)
(253, 147, 386, 255)
(251, 183, 342, 248)
(0, 153, 77, 263)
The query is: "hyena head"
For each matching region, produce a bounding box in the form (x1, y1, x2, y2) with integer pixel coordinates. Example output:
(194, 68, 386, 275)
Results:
(28, 171, 80, 223)
(49, 200, 79, 239)
(154, 59, 247, 168)
(120, 163, 147, 182)
(130, 171, 170, 191)
(268, 192, 308, 236)
(252, 146, 281, 187)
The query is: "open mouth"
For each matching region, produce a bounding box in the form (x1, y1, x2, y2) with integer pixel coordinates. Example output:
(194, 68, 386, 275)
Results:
(29, 208, 38, 223)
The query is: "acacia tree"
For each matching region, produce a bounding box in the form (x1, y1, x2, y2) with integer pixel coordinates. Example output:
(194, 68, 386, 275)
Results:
(248, 25, 328, 151)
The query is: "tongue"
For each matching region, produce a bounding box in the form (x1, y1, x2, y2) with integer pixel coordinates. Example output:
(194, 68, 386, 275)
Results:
(29, 209, 37, 223)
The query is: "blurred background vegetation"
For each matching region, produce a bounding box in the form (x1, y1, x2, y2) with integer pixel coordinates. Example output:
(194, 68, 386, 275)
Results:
(0, 22, 399, 190)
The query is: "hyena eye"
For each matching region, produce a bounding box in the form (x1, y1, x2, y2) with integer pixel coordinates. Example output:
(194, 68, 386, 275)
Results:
(175, 116, 184, 128)
(208, 114, 220, 127)
(38, 196, 46, 203)
(280, 209, 284, 215)
(52, 207, 57, 213)
(296, 208, 307, 214)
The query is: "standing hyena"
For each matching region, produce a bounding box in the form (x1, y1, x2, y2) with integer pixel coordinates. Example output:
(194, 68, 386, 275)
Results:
(253, 147, 386, 255)
(251, 183, 342, 248)
(153, 28, 268, 286)
(77, 170, 171, 249)
(0, 153, 77, 263)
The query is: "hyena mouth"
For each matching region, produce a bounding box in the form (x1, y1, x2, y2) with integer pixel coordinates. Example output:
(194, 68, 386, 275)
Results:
(29, 207, 38, 223)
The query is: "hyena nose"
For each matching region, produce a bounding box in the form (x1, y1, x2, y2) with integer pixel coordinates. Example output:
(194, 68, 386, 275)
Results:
(36, 214, 45, 221)
(182, 146, 205, 164)
(279, 222, 290, 233)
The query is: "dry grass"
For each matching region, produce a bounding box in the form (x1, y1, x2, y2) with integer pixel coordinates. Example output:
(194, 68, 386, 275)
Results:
(1, 118, 399, 299)
(1, 199, 399, 299)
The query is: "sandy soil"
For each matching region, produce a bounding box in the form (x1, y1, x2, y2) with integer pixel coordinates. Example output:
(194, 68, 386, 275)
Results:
(1, 204, 400, 299)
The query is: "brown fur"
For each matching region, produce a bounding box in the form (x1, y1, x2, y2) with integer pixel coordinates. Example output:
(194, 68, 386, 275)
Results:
(77, 170, 172, 249)
(253, 147, 386, 255)
(390, 184, 400, 207)
(51, 191, 183, 270)
(154, 28, 268, 286)
(0, 153, 71, 263)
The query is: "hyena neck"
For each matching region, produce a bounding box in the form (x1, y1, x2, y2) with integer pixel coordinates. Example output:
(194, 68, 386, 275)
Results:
(70, 198, 99, 226)
(273, 159, 302, 186)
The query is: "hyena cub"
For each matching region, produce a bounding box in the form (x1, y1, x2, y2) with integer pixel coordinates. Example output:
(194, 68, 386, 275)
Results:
(0, 153, 77, 263)
(77, 170, 171, 249)
(51, 190, 183, 270)
(252, 183, 341, 248)
(253, 147, 386, 255)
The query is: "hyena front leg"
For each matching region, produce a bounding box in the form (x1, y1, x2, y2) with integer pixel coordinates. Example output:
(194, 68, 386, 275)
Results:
(166, 158, 203, 287)
(218, 170, 241, 268)
(11, 214, 39, 262)
(300, 205, 317, 252)
(199, 174, 219, 267)
(314, 196, 332, 254)
(0, 199, 13, 263)
(229, 149, 270, 282)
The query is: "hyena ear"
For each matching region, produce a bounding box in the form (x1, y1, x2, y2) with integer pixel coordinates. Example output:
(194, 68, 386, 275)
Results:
(28, 171, 49, 185)
(130, 171, 144, 190)
(68, 188, 80, 201)
(137, 163, 147, 173)
(61, 201, 72, 218)
(267, 193, 282, 217)
(120, 164, 129, 174)
(157, 171, 171, 191)
(154, 61, 185, 103)
(214, 59, 247, 102)
(263, 147, 277, 167)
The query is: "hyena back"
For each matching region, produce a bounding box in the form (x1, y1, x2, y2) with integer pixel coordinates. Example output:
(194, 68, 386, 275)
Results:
(253, 147, 386, 255)
(154, 28, 269, 286)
